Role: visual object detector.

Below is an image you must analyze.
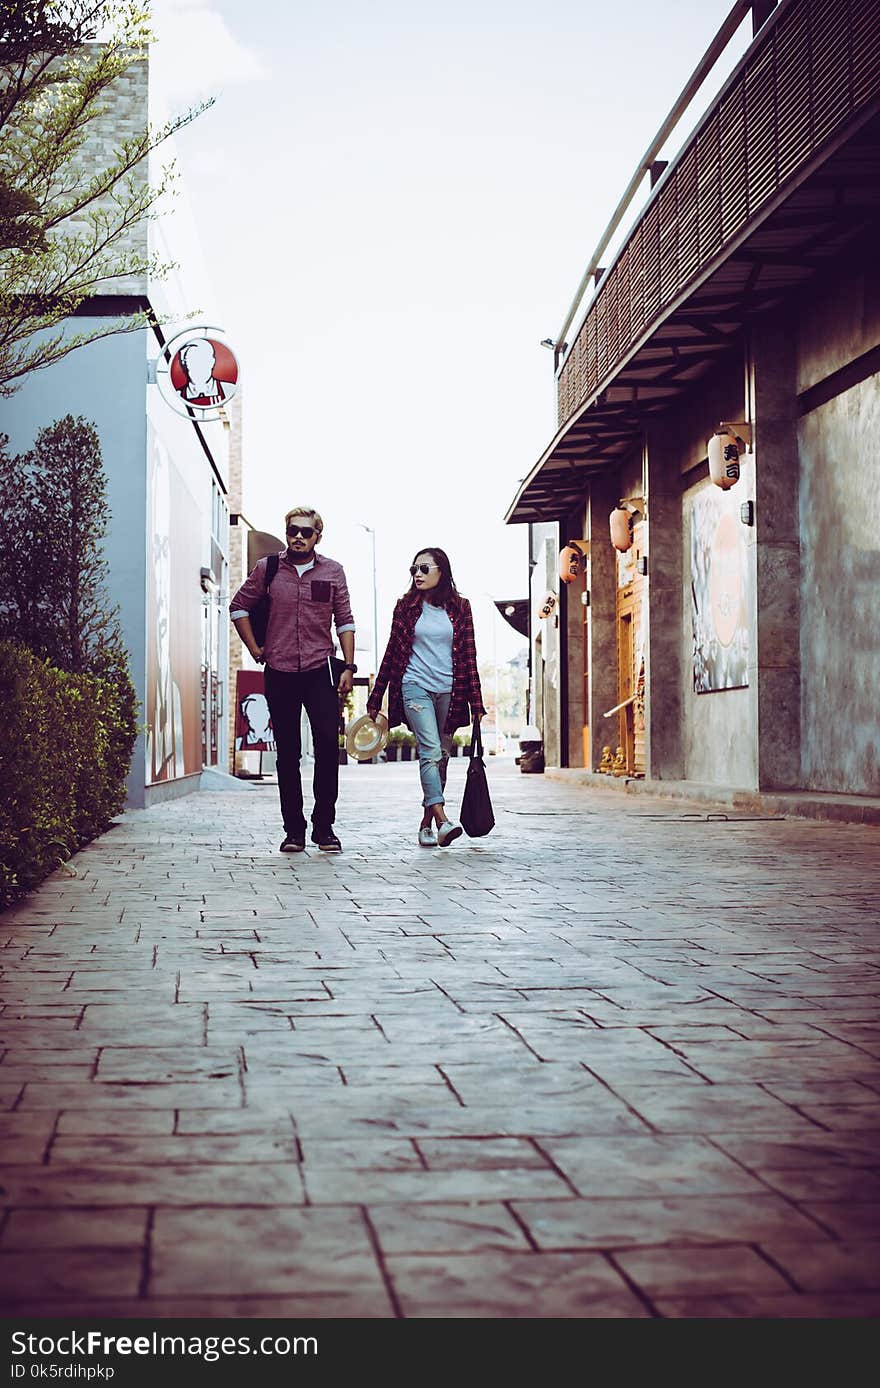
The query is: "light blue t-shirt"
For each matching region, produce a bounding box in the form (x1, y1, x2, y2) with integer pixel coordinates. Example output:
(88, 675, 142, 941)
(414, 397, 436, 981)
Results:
(403, 601, 453, 693)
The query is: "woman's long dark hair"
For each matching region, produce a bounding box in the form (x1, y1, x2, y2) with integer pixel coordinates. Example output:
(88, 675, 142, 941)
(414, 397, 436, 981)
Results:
(404, 546, 463, 615)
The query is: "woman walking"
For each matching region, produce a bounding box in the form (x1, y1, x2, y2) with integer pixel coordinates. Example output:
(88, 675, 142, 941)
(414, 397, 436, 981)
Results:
(368, 547, 486, 846)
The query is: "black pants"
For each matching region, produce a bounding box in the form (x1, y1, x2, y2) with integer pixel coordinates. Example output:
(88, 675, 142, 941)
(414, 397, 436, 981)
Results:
(264, 664, 340, 836)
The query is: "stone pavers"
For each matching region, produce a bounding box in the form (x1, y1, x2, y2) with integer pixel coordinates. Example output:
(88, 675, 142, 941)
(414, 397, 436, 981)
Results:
(1, 760, 879, 1318)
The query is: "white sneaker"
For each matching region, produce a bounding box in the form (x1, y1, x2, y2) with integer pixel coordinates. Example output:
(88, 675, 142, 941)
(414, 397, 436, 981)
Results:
(418, 825, 437, 847)
(437, 819, 463, 847)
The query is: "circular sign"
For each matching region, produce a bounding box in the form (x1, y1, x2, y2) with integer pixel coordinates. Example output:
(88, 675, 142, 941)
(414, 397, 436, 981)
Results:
(155, 326, 240, 420)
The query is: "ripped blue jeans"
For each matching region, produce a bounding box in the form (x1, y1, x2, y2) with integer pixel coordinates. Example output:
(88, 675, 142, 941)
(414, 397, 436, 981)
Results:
(402, 681, 453, 808)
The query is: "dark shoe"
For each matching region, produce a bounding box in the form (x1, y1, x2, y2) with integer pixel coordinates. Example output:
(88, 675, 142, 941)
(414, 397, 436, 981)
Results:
(280, 834, 305, 853)
(311, 828, 342, 853)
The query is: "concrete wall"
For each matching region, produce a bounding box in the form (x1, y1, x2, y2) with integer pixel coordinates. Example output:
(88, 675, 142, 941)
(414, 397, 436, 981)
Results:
(0, 324, 150, 806)
(795, 253, 880, 795)
(799, 378, 880, 793)
(796, 251, 880, 393)
(641, 348, 757, 788)
(646, 428, 683, 780)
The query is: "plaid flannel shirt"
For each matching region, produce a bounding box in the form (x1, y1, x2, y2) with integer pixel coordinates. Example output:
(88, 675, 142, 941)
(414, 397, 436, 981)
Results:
(367, 595, 485, 733)
(230, 550, 355, 673)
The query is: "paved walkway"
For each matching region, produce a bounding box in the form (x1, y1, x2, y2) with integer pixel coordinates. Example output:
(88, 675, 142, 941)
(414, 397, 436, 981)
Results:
(1, 760, 879, 1318)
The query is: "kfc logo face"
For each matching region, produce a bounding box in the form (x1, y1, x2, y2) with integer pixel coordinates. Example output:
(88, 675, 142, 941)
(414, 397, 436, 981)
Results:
(171, 337, 237, 406)
(156, 327, 240, 419)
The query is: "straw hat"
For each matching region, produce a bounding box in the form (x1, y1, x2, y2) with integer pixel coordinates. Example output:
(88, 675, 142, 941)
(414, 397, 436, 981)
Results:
(345, 713, 389, 761)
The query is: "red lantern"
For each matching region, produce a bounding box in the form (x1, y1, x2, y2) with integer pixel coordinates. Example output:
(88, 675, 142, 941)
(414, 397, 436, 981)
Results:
(559, 541, 586, 584)
(708, 426, 743, 490)
(610, 507, 634, 552)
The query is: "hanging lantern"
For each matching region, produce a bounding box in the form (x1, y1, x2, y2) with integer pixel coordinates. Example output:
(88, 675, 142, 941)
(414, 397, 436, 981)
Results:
(559, 540, 587, 584)
(708, 424, 744, 490)
(538, 591, 557, 619)
(610, 506, 634, 552)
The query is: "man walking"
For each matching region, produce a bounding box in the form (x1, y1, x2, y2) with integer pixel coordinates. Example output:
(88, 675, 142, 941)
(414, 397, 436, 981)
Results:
(230, 507, 357, 853)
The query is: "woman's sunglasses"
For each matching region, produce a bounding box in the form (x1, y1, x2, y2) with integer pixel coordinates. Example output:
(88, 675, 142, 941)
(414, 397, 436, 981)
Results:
(287, 525, 315, 538)
(410, 563, 439, 575)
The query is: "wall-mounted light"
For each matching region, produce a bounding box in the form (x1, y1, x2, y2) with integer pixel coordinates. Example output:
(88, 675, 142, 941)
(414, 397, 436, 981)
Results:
(708, 421, 752, 490)
(740, 500, 754, 527)
(581, 590, 590, 607)
(637, 556, 648, 576)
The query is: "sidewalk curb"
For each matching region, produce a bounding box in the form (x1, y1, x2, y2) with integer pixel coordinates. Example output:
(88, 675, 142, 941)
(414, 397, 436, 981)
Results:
(544, 767, 880, 825)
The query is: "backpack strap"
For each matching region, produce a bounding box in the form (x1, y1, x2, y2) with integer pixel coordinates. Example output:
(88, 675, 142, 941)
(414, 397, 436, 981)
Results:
(265, 552, 280, 590)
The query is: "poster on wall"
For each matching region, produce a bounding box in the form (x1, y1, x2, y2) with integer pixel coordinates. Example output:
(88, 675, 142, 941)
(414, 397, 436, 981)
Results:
(146, 433, 204, 783)
(691, 487, 749, 693)
(235, 670, 276, 751)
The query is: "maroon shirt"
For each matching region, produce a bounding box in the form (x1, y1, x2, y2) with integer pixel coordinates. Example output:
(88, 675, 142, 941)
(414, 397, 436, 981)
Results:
(367, 594, 485, 734)
(230, 550, 355, 674)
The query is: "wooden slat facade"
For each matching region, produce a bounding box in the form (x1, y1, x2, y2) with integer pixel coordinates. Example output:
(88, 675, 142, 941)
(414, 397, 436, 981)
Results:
(555, 0, 880, 429)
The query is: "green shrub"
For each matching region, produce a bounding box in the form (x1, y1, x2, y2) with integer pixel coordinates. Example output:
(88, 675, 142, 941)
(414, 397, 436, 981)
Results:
(0, 642, 137, 909)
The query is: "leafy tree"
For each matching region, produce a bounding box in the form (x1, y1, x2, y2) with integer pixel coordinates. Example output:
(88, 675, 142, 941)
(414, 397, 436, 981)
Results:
(0, 0, 211, 395)
(0, 430, 43, 649)
(0, 414, 125, 671)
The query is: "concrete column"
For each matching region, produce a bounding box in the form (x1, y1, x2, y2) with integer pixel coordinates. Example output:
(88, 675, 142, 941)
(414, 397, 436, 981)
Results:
(749, 312, 801, 789)
(563, 507, 587, 767)
(587, 474, 620, 773)
(645, 430, 684, 779)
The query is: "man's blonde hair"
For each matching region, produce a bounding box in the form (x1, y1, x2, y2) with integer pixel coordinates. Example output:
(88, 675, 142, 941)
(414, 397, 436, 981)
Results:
(285, 506, 323, 533)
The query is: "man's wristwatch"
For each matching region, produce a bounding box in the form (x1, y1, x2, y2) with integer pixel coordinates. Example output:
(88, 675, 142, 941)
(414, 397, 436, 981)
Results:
(343, 662, 357, 673)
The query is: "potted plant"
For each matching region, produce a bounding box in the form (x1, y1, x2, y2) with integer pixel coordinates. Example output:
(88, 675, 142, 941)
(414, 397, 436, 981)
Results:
(399, 729, 417, 762)
(386, 728, 404, 762)
(339, 690, 355, 764)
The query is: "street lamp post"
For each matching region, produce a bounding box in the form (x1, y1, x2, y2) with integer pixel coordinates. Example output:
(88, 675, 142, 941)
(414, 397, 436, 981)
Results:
(359, 524, 378, 678)
(483, 591, 501, 752)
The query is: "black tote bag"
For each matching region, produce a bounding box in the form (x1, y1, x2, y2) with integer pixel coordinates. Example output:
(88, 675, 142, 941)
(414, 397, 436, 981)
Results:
(249, 553, 279, 647)
(460, 722, 495, 837)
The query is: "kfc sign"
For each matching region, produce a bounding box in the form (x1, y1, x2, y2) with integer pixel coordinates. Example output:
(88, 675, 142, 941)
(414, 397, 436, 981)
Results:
(156, 326, 240, 420)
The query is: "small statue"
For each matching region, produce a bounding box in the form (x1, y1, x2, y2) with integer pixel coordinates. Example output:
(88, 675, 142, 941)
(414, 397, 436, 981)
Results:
(598, 745, 614, 774)
(611, 746, 627, 776)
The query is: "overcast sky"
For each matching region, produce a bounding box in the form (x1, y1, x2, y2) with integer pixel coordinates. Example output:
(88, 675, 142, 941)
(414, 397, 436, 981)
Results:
(150, 0, 751, 672)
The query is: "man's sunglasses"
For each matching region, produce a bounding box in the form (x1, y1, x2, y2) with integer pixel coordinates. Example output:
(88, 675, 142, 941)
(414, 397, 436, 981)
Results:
(410, 563, 439, 575)
(287, 525, 315, 538)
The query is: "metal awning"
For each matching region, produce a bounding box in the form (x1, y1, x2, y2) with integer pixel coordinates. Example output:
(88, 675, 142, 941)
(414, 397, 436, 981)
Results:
(247, 529, 285, 568)
(495, 599, 529, 638)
